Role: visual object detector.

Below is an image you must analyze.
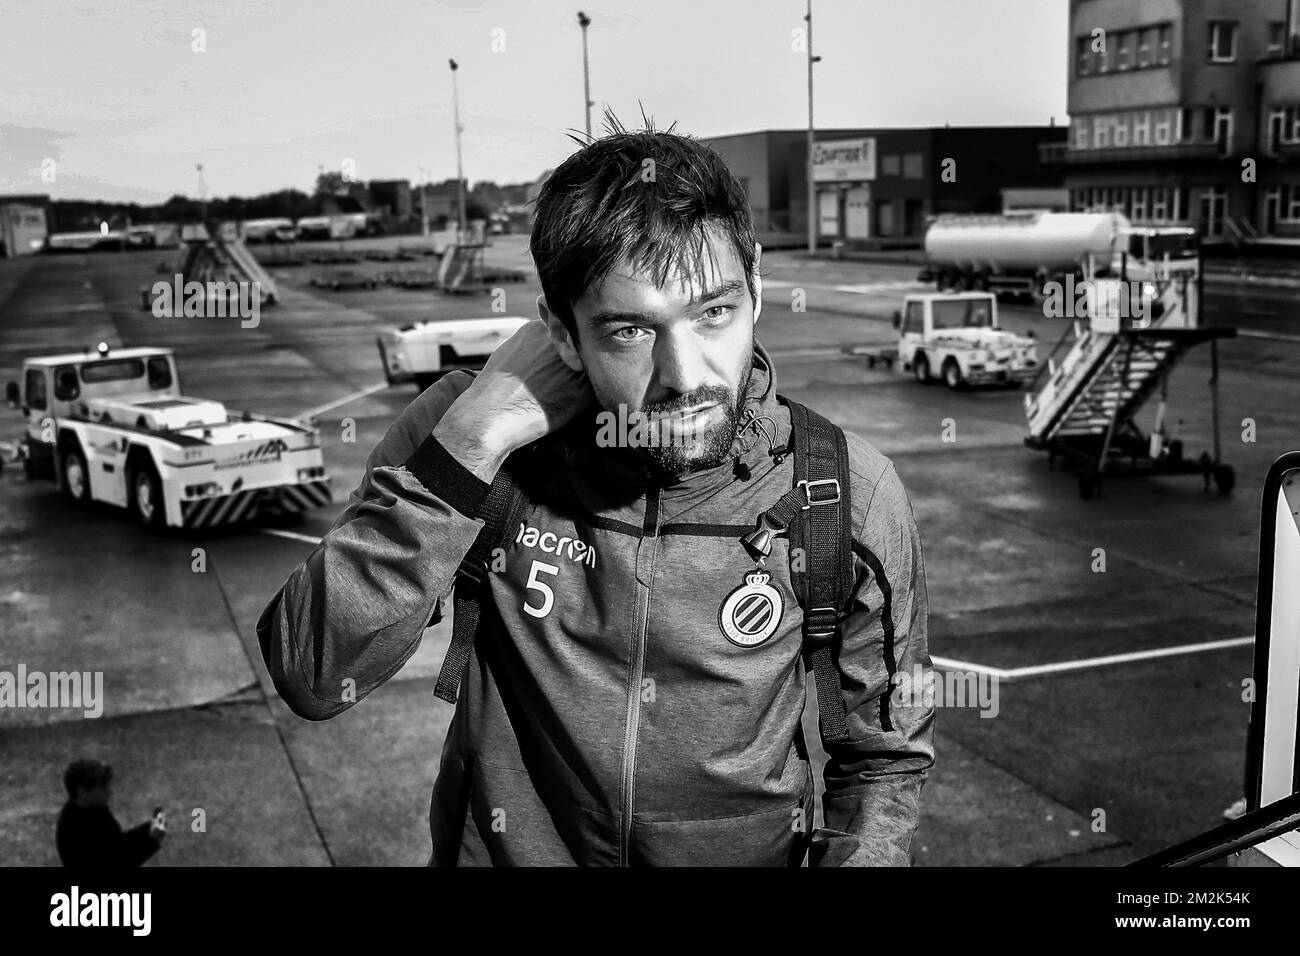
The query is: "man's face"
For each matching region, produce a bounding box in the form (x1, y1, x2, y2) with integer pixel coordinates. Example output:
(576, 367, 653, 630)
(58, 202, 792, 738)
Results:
(544, 228, 760, 478)
(78, 783, 111, 808)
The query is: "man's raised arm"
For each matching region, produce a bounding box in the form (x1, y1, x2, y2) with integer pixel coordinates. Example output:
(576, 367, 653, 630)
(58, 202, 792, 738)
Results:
(256, 319, 593, 722)
(256, 372, 496, 721)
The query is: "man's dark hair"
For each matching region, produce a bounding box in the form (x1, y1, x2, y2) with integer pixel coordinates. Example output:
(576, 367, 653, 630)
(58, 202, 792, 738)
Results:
(64, 758, 112, 798)
(530, 112, 758, 341)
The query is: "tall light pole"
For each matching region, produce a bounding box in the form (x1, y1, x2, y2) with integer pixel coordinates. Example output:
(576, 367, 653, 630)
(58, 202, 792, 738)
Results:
(805, 0, 821, 254)
(449, 58, 467, 239)
(417, 165, 432, 237)
(196, 163, 208, 226)
(578, 12, 593, 138)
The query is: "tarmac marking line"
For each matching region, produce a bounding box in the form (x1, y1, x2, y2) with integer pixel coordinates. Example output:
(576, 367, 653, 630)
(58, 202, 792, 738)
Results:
(930, 656, 1011, 680)
(999, 635, 1254, 680)
(766, 347, 857, 359)
(934, 636, 1256, 684)
(297, 382, 390, 420)
(258, 528, 324, 545)
(1237, 329, 1300, 344)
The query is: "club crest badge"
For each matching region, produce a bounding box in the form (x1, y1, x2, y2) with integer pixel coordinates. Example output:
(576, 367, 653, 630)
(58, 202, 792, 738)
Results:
(719, 569, 785, 648)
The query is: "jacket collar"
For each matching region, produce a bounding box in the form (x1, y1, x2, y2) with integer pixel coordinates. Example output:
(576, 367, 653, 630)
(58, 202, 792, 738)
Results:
(551, 339, 787, 500)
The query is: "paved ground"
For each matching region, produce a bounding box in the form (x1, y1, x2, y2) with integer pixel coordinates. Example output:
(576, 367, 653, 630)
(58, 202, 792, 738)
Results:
(1, 234, 1294, 865)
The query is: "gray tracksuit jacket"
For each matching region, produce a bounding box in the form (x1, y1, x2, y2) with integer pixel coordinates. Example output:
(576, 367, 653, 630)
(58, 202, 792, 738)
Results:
(257, 341, 935, 866)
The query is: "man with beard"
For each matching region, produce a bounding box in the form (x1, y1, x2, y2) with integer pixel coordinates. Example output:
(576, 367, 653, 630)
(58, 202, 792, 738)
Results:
(258, 121, 934, 867)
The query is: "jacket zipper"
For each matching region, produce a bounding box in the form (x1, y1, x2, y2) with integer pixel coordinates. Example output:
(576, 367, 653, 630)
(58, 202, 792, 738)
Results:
(620, 486, 659, 865)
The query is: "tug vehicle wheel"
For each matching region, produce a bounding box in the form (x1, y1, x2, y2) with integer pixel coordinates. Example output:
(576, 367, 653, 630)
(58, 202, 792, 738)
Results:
(130, 463, 165, 529)
(942, 359, 964, 390)
(60, 443, 91, 505)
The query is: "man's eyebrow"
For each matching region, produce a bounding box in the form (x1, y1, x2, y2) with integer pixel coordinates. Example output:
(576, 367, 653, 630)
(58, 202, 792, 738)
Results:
(585, 279, 749, 329)
(587, 308, 659, 329)
(689, 278, 747, 305)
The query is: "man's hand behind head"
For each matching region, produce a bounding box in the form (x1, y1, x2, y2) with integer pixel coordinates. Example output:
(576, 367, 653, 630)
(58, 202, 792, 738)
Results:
(434, 320, 594, 481)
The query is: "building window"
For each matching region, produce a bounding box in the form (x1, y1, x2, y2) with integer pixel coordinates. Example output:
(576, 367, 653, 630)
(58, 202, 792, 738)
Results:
(1117, 30, 1135, 70)
(1208, 21, 1237, 63)
(1179, 108, 1195, 142)
(1267, 109, 1286, 153)
(1291, 106, 1300, 142)
(1268, 21, 1286, 56)
(1136, 28, 1156, 68)
(1132, 188, 1148, 221)
(1075, 121, 1091, 150)
(875, 200, 894, 237)
(1113, 118, 1129, 147)
(1133, 112, 1150, 146)
(1207, 107, 1233, 153)
(1264, 186, 1283, 228)
(1158, 24, 1173, 64)
(1077, 36, 1095, 76)
(1152, 189, 1169, 221)
(1290, 186, 1300, 221)
(1154, 112, 1172, 145)
(903, 153, 923, 179)
(1095, 118, 1111, 149)
(881, 154, 901, 176)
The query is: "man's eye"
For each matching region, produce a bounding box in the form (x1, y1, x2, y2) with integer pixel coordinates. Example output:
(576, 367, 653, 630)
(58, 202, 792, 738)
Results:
(703, 305, 732, 322)
(611, 326, 647, 343)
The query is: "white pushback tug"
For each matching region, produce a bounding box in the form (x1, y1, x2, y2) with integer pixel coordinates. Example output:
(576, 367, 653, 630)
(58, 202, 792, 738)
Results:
(5, 343, 330, 529)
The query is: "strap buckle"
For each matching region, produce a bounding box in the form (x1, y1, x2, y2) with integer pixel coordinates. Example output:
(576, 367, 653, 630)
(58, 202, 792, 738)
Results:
(797, 478, 841, 509)
(802, 605, 841, 649)
(456, 555, 489, 588)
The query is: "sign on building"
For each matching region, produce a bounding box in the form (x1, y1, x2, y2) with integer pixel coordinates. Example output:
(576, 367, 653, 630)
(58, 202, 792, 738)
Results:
(813, 138, 877, 182)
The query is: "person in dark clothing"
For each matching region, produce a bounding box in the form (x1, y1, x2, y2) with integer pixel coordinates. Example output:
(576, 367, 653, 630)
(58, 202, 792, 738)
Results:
(55, 758, 165, 867)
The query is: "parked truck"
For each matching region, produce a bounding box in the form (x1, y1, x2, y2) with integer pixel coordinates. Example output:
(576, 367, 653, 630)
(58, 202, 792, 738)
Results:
(0, 203, 48, 258)
(872, 291, 1039, 389)
(5, 344, 331, 529)
(377, 316, 531, 390)
(919, 211, 1199, 300)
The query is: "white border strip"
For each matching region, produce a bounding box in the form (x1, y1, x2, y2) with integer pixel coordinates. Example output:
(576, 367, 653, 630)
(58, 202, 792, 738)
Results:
(1238, 329, 1300, 345)
(931, 655, 1010, 680)
(937, 636, 1254, 683)
(258, 528, 324, 545)
(298, 382, 389, 420)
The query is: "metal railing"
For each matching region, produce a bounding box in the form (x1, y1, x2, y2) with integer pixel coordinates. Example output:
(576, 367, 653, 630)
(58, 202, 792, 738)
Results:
(1130, 791, 1300, 867)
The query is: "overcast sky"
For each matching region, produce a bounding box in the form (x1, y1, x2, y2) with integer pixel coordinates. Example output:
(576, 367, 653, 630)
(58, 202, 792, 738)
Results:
(0, 0, 1069, 204)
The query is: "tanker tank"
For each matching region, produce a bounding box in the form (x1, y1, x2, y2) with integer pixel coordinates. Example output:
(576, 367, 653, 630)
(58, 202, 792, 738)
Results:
(924, 212, 1129, 273)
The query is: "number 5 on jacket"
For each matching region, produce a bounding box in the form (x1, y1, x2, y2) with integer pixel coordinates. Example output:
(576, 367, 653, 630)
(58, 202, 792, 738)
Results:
(523, 560, 559, 618)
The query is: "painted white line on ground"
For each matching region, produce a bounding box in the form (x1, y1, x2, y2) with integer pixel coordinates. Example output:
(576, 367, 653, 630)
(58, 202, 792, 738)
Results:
(1238, 329, 1300, 345)
(297, 382, 390, 420)
(931, 656, 1011, 680)
(766, 347, 854, 359)
(997, 636, 1254, 681)
(258, 528, 324, 545)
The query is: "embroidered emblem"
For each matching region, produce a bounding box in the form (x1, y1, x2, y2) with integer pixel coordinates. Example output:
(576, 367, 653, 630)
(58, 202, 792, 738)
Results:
(719, 569, 785, 648)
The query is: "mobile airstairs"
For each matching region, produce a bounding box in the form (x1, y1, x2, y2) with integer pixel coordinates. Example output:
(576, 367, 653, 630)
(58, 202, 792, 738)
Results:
(177, 228, 279, 304)
(1023, 263, 1236, 499)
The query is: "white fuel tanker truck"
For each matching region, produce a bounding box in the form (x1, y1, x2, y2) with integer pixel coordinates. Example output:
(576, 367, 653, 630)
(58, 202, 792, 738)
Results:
(919, 211, 1199, 300)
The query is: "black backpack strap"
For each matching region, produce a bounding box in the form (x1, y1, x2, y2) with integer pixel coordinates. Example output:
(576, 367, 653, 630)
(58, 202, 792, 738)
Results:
(433, 460, 528, 705)
(781, 397, 855, 744)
